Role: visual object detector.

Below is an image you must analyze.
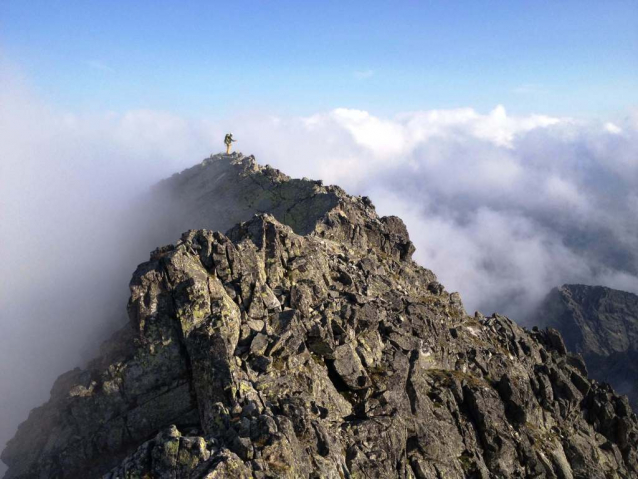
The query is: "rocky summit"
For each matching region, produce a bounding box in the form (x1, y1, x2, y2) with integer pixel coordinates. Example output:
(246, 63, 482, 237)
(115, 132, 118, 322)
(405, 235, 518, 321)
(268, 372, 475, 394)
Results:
(536, 284, 638, 411)
(2, 154, 637, 479)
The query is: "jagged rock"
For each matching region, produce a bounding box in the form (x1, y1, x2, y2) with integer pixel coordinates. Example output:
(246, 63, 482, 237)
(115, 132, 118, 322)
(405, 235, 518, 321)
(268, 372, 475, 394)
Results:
(2, 154, 637, 478)
(332, 343, 371, 390)
(536, 284, 638, 409)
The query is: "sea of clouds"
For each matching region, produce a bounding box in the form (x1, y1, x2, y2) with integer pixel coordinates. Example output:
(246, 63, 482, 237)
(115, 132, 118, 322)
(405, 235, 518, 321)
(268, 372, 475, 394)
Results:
(1, 63, 637, 464)
(242, 106, 638, 318)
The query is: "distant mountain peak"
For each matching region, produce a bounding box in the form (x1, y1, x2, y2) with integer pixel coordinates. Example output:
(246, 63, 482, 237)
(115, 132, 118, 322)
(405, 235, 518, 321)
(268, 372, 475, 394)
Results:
(537, 283, 638, 408)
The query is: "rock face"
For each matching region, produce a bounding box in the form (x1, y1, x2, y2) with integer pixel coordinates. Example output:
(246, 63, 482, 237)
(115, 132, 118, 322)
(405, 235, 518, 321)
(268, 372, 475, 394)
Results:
(3, 154, 638, 478)
(536, 284, 638, 410)
(148, 152, 343, 243)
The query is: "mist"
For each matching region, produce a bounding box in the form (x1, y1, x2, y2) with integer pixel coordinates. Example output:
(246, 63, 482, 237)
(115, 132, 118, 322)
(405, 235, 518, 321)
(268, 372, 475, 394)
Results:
(2, 65, 638, 471)
(0, 65, 222, 468)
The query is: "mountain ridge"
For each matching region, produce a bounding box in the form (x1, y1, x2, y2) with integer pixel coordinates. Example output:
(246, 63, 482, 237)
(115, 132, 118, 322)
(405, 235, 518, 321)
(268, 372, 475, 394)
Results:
(2, 153, 637, 479)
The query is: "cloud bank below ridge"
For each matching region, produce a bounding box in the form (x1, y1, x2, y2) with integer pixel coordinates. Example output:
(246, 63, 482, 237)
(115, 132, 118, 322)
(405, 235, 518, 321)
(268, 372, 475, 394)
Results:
(242, 106, 638, 319)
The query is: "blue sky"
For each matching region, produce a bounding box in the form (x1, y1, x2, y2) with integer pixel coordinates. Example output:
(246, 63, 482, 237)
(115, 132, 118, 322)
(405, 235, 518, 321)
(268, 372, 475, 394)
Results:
(1, 0, 636, 118)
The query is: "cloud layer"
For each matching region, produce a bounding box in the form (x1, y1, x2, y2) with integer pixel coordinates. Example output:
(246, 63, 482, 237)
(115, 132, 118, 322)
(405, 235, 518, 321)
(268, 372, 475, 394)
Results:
(0, 67, 223, 464)
(1, 64, 637, 467)
(239, 106, 638, 318)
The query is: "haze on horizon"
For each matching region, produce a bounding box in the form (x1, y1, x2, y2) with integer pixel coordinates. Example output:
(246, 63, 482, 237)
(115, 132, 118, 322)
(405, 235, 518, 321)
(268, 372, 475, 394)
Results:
(1, 1, 637, 475)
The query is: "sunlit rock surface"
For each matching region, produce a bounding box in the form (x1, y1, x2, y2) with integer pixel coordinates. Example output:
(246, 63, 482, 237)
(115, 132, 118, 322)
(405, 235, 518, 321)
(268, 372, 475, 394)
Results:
(3, 154, 637, 478)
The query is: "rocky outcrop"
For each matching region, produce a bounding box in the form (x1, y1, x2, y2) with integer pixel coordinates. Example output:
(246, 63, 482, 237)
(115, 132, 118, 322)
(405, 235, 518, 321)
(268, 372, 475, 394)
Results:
(536, 284, 638, 410)
(3, 154, 637, 478)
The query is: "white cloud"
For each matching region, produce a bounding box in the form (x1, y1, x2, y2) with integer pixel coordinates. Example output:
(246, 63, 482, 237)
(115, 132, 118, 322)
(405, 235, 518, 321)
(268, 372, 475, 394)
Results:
(544, 176, 586, 208)
(353, 69, 374, 79)
(604, 122, 622, 135)
(469, 105, 560, 147)
(332, 108, 409, 157)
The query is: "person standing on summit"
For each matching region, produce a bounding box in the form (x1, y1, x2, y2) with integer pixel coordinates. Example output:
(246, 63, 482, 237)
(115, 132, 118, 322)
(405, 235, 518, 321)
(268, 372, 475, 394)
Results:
(224, 133, 236, 154)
